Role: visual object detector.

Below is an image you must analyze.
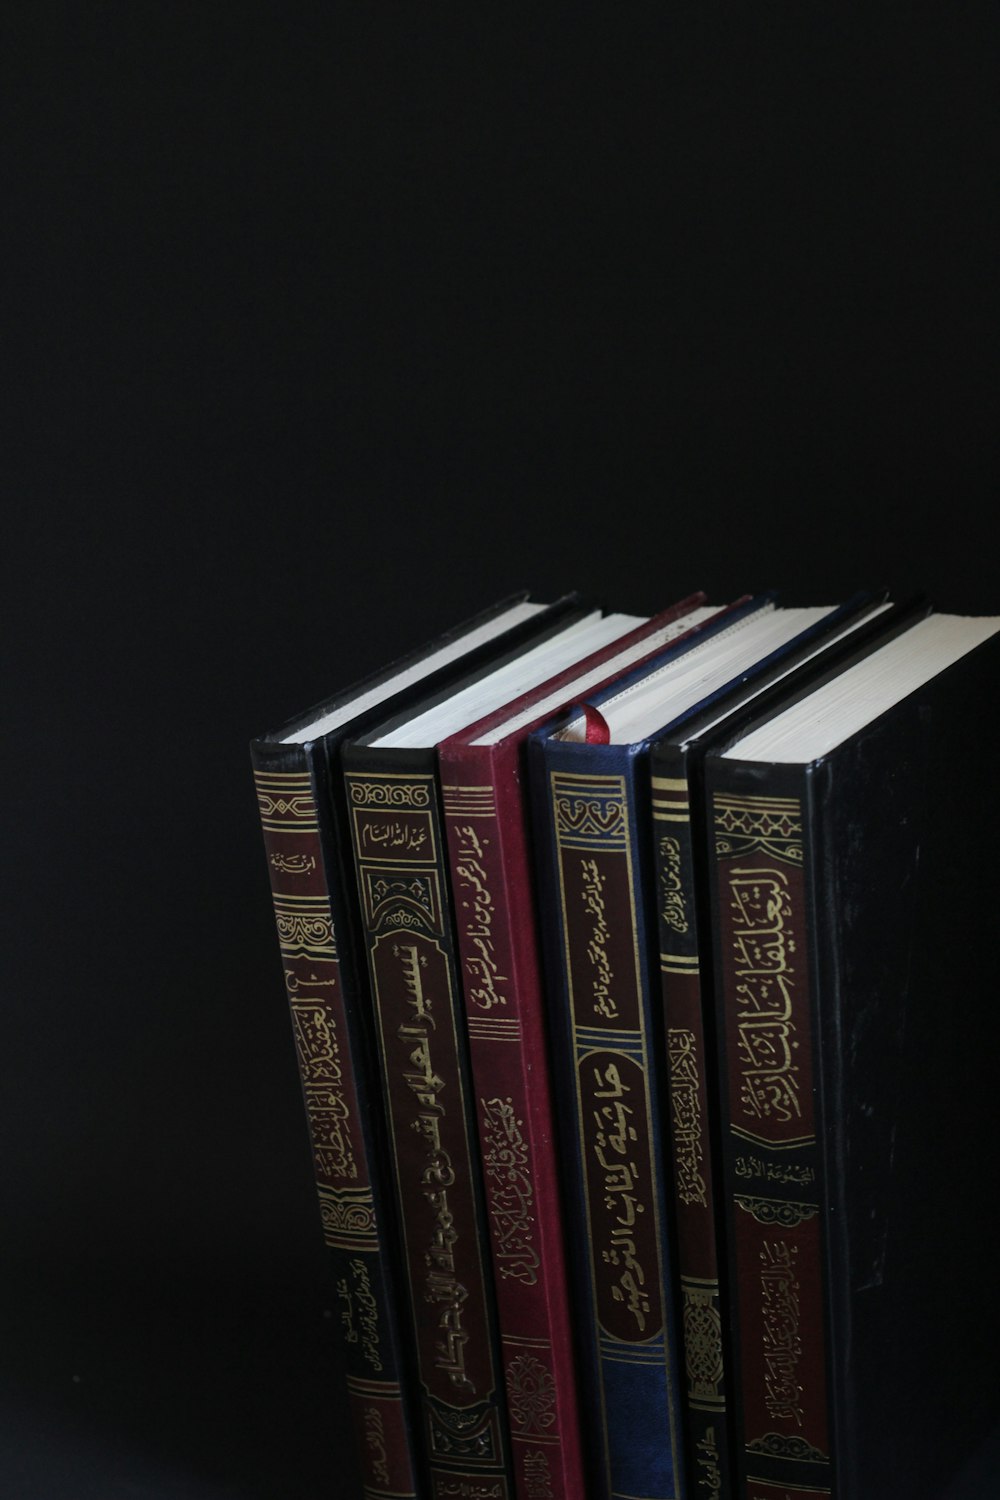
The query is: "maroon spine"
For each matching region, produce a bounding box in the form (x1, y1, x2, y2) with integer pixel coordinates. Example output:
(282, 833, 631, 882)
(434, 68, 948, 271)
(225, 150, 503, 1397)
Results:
(650, 752, 731, 1500)
(252, 762, 419, 1499)
(710, 775, 832, 1499)
(440, 739, 588, 1500)
(345, 760, 514, 1500)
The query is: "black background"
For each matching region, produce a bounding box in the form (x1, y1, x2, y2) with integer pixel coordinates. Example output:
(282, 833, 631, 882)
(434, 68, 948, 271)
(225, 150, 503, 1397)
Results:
(4, 7, 998, 1497)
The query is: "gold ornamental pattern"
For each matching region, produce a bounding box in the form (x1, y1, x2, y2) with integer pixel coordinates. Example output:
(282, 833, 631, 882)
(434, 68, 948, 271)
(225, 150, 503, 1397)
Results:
(349, 777, 431, 809)
(318, 1185, 378, 1252)
(735, 1196, 819, 1230)
(713, 793, 803, 865)
(505, 1353, 557, 1439)
(681, 1280, 725, 1408)
(254, 769, 318, 832)
(274, 894, 337, 961)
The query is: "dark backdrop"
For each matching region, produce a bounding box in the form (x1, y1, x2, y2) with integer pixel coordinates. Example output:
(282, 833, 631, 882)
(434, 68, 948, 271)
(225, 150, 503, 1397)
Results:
(4, 7, 998, 1497)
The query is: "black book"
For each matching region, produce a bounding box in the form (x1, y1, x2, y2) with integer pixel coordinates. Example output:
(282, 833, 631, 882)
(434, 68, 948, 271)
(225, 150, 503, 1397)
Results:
(337, 600, 653, 1500)
(700, 608, 1000, 1499)
(646, 588, 931, 1498)
(249, 590, 586, 1499)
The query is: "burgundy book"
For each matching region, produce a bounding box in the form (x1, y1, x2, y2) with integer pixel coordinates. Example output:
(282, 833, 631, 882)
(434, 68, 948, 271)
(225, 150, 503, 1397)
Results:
(340, 607, 654, 1500)
(437, 594, 733, 1500)
(250, 592, 583, 1499)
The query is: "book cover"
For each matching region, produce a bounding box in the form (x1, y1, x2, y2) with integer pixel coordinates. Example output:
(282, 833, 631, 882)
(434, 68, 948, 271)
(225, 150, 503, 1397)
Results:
(249, 591, 584, 1499)
(340, 603, 625, 1500)
(645, 591, 929, 1500)
(702, 613, 1000, 1499)
(525, 597, 796, 1500)
(436, 592, 718, 1500)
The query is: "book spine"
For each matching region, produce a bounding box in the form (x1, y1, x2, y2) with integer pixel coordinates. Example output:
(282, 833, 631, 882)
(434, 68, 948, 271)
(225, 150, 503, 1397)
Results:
(440, 743, 588, 1500)
(344, 756, 515, 1500)
(531, 741, 686, 1500)
(650, 748, 732, 1500)
(250, 750, 421, 1500)
(706, 763, 833, 1499)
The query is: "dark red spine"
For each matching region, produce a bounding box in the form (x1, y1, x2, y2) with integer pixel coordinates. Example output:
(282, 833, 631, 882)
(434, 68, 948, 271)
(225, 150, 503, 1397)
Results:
(650, 751, 732, 1500)
(440, 740, 588, 1500)
(345, 759, 515, 1500)
(252, 758, 420, 1500)
(709, 772, 833, 1499)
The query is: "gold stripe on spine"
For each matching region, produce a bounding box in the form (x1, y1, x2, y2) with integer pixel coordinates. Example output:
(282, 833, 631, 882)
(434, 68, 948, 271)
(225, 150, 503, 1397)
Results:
(466, 1017, 522, 1041)
(747, 1479, 831, 1496)
(254, 770, 318, 832)
(347, 1377, 401, 1397)
(661, 955, 699, 975)
(318, 1185, 378, 1251)
(441, 784, 497, 819)
(551, 772, 628, 851)
(652, 774, 690, 824)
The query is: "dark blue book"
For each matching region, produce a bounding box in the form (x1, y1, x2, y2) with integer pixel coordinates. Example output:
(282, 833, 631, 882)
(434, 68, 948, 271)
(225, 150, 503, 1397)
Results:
(526, 593, 894, 1500)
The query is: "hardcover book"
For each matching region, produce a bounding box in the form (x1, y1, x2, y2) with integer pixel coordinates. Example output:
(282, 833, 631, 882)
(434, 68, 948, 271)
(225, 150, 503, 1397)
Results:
(249, 591, 585, 1499)
(526, 594, 890, 1500)
(702, 610, 1000, 1499)
(644, 589, 928, 1499)
(436, 591, 726, 1500)
(340, 604, 663, 1500)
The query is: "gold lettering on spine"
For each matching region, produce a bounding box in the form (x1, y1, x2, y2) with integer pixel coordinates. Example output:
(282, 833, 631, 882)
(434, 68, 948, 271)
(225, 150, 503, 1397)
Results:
(363, 1405, 390, 1487)
(334, 1259, 382, 1372)
(658, 834, 689, 934)
(667, 1027, 707, 1207)
(394, 940, 474, 1394)
(727, 866, 802, 1126)
(759, 1240, 804, 1427)
(580, 857, 618, 1020)
(695, 1425, 722, 1500)
(593, 1061, 650, 1332)
(270, 850, 317, 875)
(523, 1449, 554, 1498)
(453, 824, 509, 1011)
(479, 1097, 539, 1285)
(291, 998, 356, 1181)
(735, 1154, 816, 1188)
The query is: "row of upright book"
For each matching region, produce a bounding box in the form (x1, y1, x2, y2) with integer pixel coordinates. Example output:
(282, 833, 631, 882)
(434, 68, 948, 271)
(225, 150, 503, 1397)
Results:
(250, 588, 1000, 1500)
